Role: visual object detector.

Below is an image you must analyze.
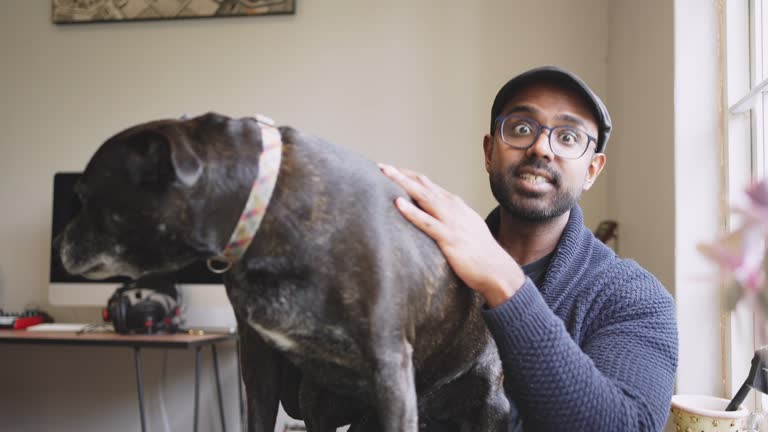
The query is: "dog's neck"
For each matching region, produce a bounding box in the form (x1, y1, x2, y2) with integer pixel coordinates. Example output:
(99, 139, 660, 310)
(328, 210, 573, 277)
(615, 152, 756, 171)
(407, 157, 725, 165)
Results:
(206, 115, 283, 272)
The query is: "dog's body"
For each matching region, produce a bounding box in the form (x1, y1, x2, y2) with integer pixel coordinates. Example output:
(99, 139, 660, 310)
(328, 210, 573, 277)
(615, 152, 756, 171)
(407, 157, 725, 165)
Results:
(59, 113, 509, 431)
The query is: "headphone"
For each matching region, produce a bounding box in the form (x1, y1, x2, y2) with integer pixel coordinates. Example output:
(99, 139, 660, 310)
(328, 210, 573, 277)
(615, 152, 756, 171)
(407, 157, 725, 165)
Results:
(103, 276, 182, 334)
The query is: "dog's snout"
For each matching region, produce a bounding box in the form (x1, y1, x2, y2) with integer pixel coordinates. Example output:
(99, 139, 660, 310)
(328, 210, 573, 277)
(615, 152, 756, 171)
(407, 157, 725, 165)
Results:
(55, 220, 89, 274)
(56, 231, 76, 273)
(52, 231, 64, 252)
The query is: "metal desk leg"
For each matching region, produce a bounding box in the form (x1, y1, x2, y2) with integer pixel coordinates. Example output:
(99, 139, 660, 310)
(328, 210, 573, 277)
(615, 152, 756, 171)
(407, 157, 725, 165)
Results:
(212, 344, 227, 432)
(134, 347, 147, 432)
(194, 346, 201, 432)
(236, 339, 245, 432)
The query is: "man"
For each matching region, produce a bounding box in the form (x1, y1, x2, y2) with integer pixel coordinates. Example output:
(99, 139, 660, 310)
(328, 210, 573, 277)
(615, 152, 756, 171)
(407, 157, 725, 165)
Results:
(379, 66, 678, 431)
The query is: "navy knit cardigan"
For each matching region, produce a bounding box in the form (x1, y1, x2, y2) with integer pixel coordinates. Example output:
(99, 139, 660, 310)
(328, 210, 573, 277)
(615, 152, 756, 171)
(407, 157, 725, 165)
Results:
(483, 206, 679, 431)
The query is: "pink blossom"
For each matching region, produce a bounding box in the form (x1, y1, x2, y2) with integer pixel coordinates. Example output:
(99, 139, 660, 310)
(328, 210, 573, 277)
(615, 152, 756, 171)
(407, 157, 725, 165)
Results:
(736, 179, 768, 228)
(700, 179, 768, 298)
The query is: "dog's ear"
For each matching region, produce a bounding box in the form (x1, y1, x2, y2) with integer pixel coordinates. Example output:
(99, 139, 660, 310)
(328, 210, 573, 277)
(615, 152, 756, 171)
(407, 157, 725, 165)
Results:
(165, 127, 203, 187)
(124, 131, 173, 186)
(125, 127, 202, 187)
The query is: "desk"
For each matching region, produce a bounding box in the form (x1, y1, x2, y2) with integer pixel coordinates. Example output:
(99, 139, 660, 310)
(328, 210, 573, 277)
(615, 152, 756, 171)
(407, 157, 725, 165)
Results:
(0, 330, 240, 432)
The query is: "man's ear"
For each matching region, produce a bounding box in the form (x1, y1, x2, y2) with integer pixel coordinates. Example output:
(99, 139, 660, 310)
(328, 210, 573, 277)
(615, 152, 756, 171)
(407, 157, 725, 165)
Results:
(583, 152, 607, 191)
(124, 127, 202, 187)
(483, 134, 493, 173)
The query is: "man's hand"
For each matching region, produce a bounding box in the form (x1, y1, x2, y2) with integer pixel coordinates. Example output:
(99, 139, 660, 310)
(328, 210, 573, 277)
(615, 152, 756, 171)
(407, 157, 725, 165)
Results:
(379, 163, 526, 307)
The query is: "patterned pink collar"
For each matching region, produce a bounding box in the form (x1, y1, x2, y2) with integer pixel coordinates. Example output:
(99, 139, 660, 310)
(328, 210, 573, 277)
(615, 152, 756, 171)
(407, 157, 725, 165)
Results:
(207, 114, 282, 273)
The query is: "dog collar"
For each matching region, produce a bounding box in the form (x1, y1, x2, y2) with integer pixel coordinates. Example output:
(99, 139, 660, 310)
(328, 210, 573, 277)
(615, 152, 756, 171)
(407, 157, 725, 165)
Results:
(207, 114, 282, 273)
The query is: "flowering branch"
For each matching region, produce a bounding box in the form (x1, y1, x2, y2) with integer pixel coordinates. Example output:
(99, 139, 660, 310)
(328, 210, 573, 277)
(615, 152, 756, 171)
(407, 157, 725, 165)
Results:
(699, 179, 768, 314)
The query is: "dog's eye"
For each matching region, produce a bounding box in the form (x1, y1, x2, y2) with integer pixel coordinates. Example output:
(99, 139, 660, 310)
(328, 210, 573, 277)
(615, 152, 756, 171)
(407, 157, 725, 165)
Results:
(74, 182, 88, 203)
(93, 210, 121, 233)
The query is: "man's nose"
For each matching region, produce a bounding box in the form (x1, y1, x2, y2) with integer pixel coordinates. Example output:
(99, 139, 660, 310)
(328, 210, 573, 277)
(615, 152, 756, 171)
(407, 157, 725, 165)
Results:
(526, 128, 555, 161)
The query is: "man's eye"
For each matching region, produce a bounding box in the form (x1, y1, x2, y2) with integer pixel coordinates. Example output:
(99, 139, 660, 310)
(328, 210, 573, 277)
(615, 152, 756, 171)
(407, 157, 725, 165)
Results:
(557, 129, 582, 145)
(512, 124, 533, 135)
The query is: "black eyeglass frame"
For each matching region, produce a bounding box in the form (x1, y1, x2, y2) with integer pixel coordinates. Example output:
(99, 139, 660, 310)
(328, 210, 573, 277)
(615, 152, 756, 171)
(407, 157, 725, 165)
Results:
(494, 114, 599, 160)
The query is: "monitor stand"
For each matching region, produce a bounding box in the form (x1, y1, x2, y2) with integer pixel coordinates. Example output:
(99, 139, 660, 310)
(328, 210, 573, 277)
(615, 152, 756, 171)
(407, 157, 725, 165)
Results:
(178, 284, 237, 332)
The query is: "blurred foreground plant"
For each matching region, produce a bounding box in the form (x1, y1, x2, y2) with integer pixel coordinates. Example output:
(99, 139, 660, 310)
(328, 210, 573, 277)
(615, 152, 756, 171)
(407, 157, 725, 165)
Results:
(699, 179, 768, 315)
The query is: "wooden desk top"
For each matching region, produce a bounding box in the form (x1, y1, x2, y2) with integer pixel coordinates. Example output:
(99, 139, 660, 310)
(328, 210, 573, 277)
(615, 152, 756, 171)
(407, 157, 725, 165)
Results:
(0, 329, 237, 349)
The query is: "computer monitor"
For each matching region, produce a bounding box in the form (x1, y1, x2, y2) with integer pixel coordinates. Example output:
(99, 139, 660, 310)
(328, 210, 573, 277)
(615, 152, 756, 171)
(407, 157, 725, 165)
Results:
(48, 172, 237, 330)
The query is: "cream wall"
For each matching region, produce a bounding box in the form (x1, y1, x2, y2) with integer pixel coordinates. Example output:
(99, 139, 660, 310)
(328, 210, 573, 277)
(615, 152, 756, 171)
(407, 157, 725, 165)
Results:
(606, 0, 675, 293)
(0, 1, 610, 431)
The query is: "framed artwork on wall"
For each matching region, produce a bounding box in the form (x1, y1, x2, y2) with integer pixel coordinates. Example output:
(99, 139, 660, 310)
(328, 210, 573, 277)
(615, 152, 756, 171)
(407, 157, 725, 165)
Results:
(52, 0, 295, 24)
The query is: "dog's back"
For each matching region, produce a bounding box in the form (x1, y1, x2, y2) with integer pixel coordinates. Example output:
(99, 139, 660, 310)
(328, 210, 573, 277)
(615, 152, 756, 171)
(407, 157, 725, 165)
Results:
(226, 125, 508, 429)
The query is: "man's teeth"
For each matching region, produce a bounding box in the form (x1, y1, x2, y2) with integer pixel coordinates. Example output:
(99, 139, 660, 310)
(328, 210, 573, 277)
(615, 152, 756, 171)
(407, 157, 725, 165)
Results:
(520, 173, 548, 183)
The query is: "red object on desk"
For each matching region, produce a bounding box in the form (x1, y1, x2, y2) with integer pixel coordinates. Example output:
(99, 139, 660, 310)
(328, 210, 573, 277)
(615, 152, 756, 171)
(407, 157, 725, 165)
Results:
(0, 314, 45, 329)
(12, 316, 45, 329)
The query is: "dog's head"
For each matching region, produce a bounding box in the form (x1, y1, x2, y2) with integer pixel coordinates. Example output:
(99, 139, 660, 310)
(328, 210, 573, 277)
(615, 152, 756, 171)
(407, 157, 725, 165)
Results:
(59, 113, 264, 280)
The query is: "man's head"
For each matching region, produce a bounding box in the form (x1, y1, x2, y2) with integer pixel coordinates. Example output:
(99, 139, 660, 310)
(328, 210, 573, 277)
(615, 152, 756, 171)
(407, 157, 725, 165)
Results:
(483, 66, 610, 222)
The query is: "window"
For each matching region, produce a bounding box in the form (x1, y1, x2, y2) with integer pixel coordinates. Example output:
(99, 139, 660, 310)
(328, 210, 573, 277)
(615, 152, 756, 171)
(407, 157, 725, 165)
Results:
(724, 0, 768, 410)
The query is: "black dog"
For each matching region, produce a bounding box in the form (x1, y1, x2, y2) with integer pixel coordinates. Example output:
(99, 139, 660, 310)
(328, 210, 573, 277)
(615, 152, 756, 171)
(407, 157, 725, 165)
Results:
(59, 113, 509, 431)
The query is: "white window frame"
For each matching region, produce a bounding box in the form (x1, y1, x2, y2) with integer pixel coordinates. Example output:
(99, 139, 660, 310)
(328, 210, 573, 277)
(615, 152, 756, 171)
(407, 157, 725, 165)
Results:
(724, 0, 768, 412)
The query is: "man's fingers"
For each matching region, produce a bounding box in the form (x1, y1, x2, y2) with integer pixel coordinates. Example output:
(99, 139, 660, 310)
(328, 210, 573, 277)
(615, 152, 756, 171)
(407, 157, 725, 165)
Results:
(379, 163, 454, 212)
(395, 167, 452, 197)
(394, 197, 445, 241)
(379, 163, 418, 186)
(379, 164, 435, 208)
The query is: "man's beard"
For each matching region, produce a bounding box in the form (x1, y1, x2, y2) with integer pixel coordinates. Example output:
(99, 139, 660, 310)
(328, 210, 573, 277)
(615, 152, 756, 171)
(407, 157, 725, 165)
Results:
(489, 158, 581, 222)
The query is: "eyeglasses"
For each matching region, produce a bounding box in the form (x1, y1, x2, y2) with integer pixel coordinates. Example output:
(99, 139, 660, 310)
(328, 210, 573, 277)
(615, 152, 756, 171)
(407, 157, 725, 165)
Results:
(495, 114, 597, 160)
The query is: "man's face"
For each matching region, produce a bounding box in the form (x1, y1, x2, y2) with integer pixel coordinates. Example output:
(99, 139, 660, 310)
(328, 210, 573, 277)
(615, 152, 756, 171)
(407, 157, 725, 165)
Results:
(483, 82, 606, 222)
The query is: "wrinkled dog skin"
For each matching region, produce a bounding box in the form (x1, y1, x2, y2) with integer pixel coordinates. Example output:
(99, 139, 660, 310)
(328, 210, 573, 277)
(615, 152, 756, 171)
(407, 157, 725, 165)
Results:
(59, 113, 509, 431)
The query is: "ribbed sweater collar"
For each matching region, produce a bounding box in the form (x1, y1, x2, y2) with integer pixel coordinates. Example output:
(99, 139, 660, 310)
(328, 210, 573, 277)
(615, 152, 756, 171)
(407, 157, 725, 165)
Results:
(485, 205, 592, 298)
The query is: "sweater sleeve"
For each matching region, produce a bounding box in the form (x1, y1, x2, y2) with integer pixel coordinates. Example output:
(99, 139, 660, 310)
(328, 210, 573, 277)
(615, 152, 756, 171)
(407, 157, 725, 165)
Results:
(482, 277, 678, 431)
